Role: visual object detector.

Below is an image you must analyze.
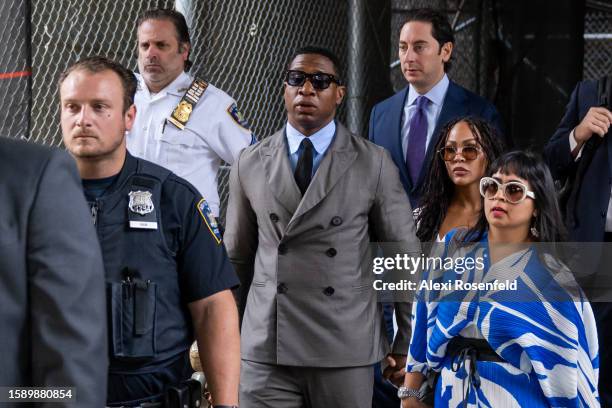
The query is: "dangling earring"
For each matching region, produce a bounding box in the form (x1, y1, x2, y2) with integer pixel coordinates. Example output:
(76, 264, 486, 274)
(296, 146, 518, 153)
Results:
(530, 215, 539, 238)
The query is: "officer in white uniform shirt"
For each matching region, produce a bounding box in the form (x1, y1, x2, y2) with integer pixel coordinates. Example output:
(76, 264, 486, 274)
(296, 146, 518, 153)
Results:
(128, 8, 253, 217)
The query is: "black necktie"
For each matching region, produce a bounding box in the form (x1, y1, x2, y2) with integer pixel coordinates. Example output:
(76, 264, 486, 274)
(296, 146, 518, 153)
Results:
(294, 138, 314, 195)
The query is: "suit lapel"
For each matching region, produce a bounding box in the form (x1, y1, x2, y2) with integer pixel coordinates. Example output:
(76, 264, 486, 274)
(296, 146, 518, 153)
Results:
(286, 124, 357, 231)
(415, 81, 467, 190)
(260, 130, 301, 215)
(390, 88, 412, 191)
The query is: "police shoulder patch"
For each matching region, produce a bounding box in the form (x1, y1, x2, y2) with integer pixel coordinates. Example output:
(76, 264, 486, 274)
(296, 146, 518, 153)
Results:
(197, 198, 222, 244)
(227, 103, 250, 131)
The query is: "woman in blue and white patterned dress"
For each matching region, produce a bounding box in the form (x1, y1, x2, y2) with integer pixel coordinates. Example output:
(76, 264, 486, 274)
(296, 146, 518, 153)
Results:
(402, 151, 599, 407)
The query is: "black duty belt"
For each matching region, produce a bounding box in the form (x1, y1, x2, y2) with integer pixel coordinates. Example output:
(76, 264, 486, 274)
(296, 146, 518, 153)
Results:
(447, 337, 504, 363)
(107, 378, 201, 408)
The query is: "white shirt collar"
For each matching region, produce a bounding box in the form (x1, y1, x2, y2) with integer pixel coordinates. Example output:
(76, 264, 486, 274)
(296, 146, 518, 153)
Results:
(286, 120, 336, 155)
(406, 74, 449, 107)
(136, 71, 192, 99)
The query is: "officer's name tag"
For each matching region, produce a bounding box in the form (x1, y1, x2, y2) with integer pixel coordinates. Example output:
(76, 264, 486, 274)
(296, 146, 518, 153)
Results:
(129, 220, 158, 230)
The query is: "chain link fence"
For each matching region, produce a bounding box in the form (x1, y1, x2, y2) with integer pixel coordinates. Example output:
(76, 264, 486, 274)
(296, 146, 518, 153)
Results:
(29, 0, 349, 148)
(30, 0, 173, 146)
(185, 0, 348, 221)
(3, 0, 496, 222)
(0, 1, 29, 140)
(24, 0, 350, 223)
(189, 0, 348, 141)
(4, 1, 608, 219)
(583, 7, 612, 80)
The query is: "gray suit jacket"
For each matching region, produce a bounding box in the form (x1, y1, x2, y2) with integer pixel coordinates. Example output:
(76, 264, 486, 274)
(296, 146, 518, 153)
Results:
(0, 138, 107, 407)
(225, 123, 420, 367)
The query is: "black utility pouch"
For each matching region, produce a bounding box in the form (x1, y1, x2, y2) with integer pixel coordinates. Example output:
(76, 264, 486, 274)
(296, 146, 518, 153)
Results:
(182, 379, 202, 408)
(165, 380, 202, 408)
(107, 277, 157, 360)
(165, 384, 188, 408)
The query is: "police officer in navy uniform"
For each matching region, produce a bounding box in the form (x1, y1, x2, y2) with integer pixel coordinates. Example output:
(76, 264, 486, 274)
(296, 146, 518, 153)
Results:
(59, 56, 240, 408)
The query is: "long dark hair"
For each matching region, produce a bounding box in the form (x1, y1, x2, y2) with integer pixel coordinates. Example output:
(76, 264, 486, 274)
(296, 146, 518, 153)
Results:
(467, 150, 567, 243)
(416, 116, 506, 241)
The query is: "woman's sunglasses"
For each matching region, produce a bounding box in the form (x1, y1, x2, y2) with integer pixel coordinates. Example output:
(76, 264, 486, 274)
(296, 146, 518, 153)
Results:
(438, 145, 481, 161)
(479, 177, 535, 204)
(285, 70, 341, 90)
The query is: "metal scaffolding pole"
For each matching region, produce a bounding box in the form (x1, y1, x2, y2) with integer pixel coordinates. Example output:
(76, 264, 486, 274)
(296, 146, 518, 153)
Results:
(175, 0, 195, 30)
(346, 0, 367, 135)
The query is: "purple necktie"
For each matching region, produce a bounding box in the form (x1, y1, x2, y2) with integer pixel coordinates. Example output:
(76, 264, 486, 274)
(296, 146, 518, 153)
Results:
(406, 95, 429, 184)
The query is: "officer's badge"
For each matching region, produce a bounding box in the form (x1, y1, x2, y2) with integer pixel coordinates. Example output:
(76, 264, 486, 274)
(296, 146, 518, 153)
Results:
(174, 100, 193, 122)
(128, 191, 154, 215)
(227, 103, 251, 131)
(197, 198, 222, 244)
(167, 78, 208, 130)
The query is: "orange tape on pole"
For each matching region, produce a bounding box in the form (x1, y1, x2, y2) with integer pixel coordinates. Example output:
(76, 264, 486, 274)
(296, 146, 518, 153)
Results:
(0, 70, 31, 80)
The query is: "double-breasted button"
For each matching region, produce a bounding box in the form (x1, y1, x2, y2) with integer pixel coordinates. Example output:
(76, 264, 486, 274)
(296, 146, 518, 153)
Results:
(326, 248, 337, 257)
(331, 216, 343, 226)
(278, 243, 288, 254)
(323, 286, 335, 296)
(270, 213, 279, 222)
(277, 283, 288, 294)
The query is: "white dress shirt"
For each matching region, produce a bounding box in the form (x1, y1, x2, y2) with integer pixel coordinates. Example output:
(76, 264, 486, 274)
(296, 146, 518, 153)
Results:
(401, 74, 450, 160)
(127, 72, 253, 216)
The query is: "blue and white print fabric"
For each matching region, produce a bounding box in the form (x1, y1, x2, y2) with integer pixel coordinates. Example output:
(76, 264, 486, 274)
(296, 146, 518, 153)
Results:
(407, 230, 600, 407)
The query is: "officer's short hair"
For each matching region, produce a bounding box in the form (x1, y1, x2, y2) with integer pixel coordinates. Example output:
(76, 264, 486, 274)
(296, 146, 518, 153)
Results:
(137, 8, 193, 72)
(288, 46, 342, 79)
(58, 56, 137, 113)
(402, 8, 454, 71)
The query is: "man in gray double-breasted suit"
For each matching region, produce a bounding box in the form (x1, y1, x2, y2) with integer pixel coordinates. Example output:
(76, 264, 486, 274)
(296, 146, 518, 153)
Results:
(225, 46, 420, 408)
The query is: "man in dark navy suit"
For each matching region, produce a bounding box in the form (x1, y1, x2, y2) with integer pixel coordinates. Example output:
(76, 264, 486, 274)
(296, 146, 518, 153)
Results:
(545, 79, 612, 243)
(369, 8, 503, 209)
(368, 8, 504, 406)
(544, 77, 612, 406)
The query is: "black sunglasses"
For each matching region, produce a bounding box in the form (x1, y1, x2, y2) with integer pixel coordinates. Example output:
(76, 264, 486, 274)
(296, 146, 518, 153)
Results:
(285, 70, 342, 90)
